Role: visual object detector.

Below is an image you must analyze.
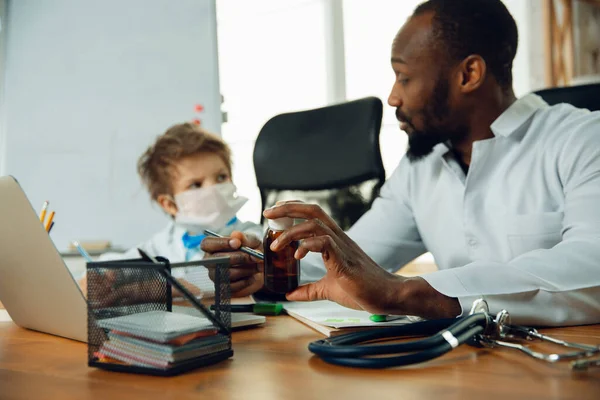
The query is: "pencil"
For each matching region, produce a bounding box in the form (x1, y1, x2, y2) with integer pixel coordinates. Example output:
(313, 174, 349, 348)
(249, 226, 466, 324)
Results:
(72, 241, 93, 262)
(48, 221, 55, 234)
(39, 201, 49, 223)
(45, 211, 55, 232)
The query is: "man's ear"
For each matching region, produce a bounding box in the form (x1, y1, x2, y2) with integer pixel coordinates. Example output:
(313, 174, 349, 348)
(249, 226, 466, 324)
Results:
(458, 55, 486, 94)
(157, 194, 178, 217)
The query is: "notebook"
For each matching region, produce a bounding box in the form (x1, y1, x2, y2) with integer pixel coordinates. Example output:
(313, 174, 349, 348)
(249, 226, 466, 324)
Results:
(96, 310, 215, 343)
(171, 305, 266, 329)
(283, 301, 418, 337)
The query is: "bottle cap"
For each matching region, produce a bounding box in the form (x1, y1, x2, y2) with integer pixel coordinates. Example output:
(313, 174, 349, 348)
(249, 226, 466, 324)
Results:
(267, 217, 293, 231)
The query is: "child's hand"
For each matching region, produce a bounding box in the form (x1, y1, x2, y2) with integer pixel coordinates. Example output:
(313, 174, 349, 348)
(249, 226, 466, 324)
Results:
(201, 231, 264, 297)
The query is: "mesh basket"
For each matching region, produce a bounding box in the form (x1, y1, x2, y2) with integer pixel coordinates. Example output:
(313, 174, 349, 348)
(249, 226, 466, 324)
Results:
(87, 256, 232, 376)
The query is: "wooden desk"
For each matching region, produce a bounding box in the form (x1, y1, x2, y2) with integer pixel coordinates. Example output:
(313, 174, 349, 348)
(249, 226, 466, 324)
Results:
(0, 314, 599, 400)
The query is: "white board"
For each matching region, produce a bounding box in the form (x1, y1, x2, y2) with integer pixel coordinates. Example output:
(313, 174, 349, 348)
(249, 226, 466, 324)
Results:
(1, 0, 221, 251)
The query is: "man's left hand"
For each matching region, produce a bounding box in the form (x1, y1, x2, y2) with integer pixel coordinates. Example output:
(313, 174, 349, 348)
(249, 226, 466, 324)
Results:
(263, 202, 461, 319)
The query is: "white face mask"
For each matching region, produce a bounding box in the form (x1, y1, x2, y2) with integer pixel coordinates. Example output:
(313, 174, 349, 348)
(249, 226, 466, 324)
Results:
(173, 182, 248, 232)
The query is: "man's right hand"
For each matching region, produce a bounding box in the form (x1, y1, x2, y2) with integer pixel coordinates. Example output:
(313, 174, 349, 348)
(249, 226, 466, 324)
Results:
(201, 231, 264, 297)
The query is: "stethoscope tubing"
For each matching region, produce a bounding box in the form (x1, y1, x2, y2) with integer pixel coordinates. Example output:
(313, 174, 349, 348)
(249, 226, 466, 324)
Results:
(318, 325, 484, 369)
(308, 313, 490, 368)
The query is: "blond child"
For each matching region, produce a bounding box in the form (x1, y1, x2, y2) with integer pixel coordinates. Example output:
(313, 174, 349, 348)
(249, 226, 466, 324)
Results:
(81, 123, 262, 297)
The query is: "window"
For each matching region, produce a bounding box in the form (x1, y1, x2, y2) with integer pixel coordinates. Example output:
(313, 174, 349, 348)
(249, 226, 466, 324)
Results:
(216, 0, 329, 223)
(343, 0, 427, 177)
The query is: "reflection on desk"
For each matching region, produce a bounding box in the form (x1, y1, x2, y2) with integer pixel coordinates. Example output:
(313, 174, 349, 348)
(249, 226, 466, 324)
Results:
(0, 306, 599, 399)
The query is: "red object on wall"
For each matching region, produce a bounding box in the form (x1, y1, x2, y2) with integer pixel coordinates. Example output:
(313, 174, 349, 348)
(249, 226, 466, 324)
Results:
(192, 118, 201, 125)
(194, 104, 204, 112)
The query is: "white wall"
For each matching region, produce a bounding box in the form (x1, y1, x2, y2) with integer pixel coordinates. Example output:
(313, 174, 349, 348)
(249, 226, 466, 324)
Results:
(2, 0, 221, 252)
(0, 0, 7, 175)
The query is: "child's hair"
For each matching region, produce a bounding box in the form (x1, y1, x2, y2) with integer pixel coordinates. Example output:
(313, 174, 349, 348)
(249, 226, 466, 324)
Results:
(137, 123, 232, 200)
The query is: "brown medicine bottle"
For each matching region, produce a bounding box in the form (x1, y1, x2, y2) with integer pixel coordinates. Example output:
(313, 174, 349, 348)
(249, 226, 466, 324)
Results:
(263, 217, 300, 294)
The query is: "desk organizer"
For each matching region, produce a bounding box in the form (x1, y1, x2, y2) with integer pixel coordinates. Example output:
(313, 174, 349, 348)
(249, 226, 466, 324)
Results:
(87, 256, 232, 376)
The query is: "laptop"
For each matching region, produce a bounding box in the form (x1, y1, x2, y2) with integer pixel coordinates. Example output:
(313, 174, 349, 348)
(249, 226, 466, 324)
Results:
(0, 176, 264, 343)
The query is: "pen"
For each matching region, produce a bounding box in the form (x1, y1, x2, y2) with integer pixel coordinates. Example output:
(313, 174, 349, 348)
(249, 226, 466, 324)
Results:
(45, 211, 55, 232)
(203, 229, 264, 260)
(39, 200, 49, 223)
(210, 303, 283, 316)
(137, 247, 159, 264)
(72, 241, 93, 262)
(369, 314, 407, 323)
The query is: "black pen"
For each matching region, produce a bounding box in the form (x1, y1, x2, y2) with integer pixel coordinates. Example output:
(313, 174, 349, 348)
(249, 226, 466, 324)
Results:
(203, 229, 264, 261)
(210, 303, 283, 316)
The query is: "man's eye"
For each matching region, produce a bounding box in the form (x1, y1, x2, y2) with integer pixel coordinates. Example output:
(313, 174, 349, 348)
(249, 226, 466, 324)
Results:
(399, 78, 409, 85)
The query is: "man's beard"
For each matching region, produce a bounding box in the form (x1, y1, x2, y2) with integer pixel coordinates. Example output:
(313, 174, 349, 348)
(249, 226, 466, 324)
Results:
(404, 78, 465, 162)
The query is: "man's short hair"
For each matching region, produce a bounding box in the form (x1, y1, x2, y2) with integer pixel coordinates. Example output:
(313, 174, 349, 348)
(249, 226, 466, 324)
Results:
(137, 123, 232, 200)
(414, 0, 518, 89)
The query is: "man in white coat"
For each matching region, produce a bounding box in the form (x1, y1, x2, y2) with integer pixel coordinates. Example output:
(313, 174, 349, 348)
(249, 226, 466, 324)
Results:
(202, 0, 600, 325)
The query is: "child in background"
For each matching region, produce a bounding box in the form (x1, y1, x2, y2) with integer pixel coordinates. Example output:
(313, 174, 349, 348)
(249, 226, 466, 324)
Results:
(81, 123, 262, 296)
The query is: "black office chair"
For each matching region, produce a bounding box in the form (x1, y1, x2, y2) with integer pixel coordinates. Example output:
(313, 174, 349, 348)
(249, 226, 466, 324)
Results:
(253, 97, 385, 230)
(533, 83, 600, 111)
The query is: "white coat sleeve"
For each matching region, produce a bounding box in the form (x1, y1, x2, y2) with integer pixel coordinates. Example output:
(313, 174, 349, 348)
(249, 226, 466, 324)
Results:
(300, 158, 427, 283)
(422, 119, 600, 326)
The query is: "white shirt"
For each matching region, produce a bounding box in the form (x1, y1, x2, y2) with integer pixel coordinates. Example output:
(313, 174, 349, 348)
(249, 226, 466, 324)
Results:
(301, 94, 600, 326)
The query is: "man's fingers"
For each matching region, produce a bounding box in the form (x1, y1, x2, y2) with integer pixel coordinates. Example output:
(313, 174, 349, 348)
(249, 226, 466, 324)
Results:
(263, 203, 341, 233)
(230, 276, 257, 293)
(208, 263, 262, 282)
(230, 231, 262, 249)
(270, 219, 336, 252)
(201, 231, 263, 255)
(228, 265, 260, 281)
(201, 237, 238, 253)
(296, 236, 340, 263)
(286, 281, 326, 302)
(230, 272, 264, 297)
(210, 251, 261, 265)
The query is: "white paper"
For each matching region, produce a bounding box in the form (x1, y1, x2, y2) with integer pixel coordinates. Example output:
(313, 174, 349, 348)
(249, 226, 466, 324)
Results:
(0, 310, 12, 323)
(283, 301, 416, 328)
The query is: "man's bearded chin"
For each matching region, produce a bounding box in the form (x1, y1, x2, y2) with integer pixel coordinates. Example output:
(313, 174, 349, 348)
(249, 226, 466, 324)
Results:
(405, 129, 450, 162)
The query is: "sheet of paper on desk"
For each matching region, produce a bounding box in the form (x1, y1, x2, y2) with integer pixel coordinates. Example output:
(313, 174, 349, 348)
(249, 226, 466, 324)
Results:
(0, 310, 11, 323)
(283, 301, 413, 336)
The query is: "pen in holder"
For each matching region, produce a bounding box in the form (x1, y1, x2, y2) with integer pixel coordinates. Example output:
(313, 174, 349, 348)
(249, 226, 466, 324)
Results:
(86, 256, 232, 376)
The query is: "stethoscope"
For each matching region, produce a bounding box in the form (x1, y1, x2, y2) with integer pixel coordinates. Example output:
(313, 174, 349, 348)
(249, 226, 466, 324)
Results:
(308, 299, 600, 370)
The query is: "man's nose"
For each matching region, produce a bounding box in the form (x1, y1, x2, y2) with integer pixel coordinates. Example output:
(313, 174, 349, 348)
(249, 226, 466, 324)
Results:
(388, 87, 402, 108)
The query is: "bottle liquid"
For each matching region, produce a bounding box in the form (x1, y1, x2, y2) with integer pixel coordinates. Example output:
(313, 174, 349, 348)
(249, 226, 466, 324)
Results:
(263, 217, 300, 294)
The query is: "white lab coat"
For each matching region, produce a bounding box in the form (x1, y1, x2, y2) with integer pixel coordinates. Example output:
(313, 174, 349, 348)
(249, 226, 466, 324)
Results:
(301, 94, 600, 326)
(99, 218, 264, 294)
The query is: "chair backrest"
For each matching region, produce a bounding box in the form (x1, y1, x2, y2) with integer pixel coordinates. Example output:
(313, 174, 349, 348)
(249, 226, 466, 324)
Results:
(533, 83, 600, 111)
(253, 97, 385, 230)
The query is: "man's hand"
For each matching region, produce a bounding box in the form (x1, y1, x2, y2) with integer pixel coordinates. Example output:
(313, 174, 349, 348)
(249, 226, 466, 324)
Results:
(201, 231, 265, 297)
(263, 202, 461, 319)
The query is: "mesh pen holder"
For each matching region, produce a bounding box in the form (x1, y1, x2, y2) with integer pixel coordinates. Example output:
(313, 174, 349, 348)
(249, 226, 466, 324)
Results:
(87, 256, 232, 376)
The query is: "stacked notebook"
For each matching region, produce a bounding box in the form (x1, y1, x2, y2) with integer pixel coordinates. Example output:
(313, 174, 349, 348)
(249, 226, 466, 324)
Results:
(95, 310, 229, 369)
